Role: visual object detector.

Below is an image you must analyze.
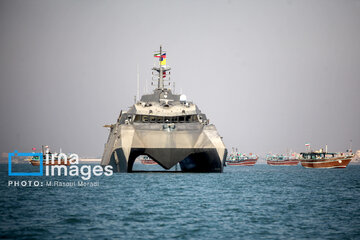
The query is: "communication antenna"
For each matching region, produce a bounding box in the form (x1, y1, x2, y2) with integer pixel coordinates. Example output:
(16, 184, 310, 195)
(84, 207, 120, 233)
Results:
(145, 78, 148, 94)
(137, 64, 140, 101)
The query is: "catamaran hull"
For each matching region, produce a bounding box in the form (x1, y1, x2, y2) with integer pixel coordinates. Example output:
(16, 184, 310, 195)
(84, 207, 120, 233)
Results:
(107, 147, 225, 173)
(101, 123, 227, 173)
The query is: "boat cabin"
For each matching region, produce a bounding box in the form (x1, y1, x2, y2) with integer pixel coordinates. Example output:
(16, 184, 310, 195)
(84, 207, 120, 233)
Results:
(300, 152, 336, 159)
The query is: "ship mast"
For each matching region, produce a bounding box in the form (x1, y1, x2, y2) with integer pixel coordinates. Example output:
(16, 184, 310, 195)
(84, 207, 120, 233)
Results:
(152, 45, 171, 90)
(159, 45, 164, 89)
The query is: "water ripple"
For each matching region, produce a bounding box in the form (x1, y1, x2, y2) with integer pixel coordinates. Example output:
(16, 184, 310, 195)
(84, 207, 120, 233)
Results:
(1, 164, 360, 239)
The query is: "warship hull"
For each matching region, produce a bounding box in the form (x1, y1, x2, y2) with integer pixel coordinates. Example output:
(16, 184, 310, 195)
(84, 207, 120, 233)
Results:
(101, 124, 227, 173)
(109, 148, 224, 172)
(101, 46, 227, 173)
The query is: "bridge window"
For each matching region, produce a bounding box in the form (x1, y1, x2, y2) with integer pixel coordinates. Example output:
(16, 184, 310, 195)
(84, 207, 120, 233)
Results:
(134, 115, 142, 122)
(186, 115, 192, 122)
(142, 115, 149, 122)
(156, 116, 164, 123)
(149, 116, 156, 123)
(133, 115, 200, 123)
(171, 117, 178, 123)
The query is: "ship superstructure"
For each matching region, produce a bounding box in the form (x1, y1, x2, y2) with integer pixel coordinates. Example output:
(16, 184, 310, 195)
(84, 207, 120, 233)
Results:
(101, 46, 227, 172)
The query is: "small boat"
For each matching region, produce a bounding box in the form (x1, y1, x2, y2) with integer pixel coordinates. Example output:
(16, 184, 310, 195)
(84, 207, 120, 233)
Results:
(266, 154, 299, 166)
(29, 157, 70, 166)
(25, 146, 71, 166)
(139, 155, 157, 165)
(299, 149, 353, 169)
(226, 152, 258, 166)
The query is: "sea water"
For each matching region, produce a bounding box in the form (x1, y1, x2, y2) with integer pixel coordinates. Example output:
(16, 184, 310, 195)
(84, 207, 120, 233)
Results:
(1, 163, 360, 239)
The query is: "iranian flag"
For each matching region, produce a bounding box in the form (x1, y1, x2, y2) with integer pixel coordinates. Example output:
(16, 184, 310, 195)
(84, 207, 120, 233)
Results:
(154, 53, 166, 58)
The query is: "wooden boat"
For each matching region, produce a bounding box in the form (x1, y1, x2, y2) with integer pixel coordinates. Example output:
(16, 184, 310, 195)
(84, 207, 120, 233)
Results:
(227, 158, 258, 166)
(226, 153, 258, 166)
(266, 155, 299, 166)
(139, 155, 157, 165)
(29, 158, 71, 166)
(26, 145, 71, 166)
(300, 151, 353, 168)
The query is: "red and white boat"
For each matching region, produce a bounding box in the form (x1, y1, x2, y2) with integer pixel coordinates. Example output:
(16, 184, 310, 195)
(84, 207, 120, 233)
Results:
(139, 155, 157, 165)
(226, 152, 258, 166)
(25, 146, 71, 166)
(266, 154, 299, 166)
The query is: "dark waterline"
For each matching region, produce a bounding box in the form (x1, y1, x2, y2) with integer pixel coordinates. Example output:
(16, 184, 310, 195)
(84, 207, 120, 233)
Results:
(1, 164, 360, 239)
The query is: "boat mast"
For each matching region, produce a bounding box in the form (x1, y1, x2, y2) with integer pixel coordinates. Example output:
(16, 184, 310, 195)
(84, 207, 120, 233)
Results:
(159, 45, 164, 89)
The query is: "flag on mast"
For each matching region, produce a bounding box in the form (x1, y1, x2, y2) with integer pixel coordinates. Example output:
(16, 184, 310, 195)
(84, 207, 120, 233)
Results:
(160, 58, 166, 66)
(154, 52, 166, 66)
(154, 53, 166, 58)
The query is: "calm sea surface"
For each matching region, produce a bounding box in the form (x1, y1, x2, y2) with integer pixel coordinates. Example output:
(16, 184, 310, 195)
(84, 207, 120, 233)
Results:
(1, 163, 360, 239)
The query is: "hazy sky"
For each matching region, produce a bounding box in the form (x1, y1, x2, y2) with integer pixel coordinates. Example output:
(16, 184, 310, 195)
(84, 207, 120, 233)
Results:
(0, 0, 359, 157)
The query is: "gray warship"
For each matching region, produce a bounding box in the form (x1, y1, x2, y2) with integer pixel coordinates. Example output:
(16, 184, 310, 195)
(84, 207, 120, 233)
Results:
(101, 46, 227, 172)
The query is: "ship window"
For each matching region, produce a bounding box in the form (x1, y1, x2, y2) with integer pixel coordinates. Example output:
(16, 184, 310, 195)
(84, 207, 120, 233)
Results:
(134, 115, 142, 122)
(142, 115, 149, 122)
(149, 116, 156, 123)
(186, 115, 192, 122)
(156, 116, 163, 123)
(179, 116, 185, 123)
(165, 117, 171, 123)
(172, 117, 178, 123)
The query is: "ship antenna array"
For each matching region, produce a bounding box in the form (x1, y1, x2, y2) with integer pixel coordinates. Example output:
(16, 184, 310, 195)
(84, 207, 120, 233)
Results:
(152, 45, 171, 90)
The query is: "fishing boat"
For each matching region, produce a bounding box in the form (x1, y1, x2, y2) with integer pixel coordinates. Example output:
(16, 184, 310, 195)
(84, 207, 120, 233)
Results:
(139, 155, 157, 165)
(226, 152, 258, 166)
(266, 154, 299, 166)
(29, 157, 70, 166)
(26, 146, 71, 166)
(299, 149, 353, 169)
